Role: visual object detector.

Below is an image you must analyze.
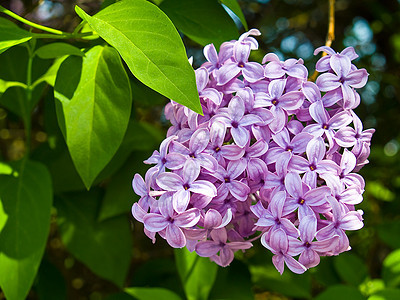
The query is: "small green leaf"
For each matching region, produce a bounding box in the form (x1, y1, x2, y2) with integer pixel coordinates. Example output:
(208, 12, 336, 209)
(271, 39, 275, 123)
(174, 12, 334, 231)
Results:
(54, 45, 132, 189)
(368, 289, 400, 300)
(75, 1, 202, 114)
(382, 249, 400, 288)
(0, 159, 52, 300)
(220, 0, 248, 30)
(160, 0, 238, 48)
(314, 285, 365, 300)
(125, 287, 182, 300)
(35, 42, 84, 59)
(0, 17, 32, 54)
(333, 252, 368, 286)
(32, 56, 68, 88)
(377, 221, 400, 249)
(174, 248, 218, 300)
(0, 199, 7, 234)
(56, 190, 132, 287)
(0, 78, 27, 97)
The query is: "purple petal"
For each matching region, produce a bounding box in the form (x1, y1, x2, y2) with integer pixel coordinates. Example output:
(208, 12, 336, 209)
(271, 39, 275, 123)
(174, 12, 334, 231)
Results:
(272, 254, 285, 274)
(132, 174, 147, 197)
(221, 144, 245, 160)
(216, 63, 241, 86)
(264, 61, 285, 79)
(299, 249, 320, 268)
(328, 110, 352, 129)
(228, 180, 250, 201)
(288, 155, 309, 173)
(196, 153, 218, 172)
(234, 42, 251, 63)
(204, 209, 223, 228)
(166, 224, 186, 248)
(190, 180, 217, 197)
(330, 54, 351, 77)
(272, 128, 290, 149)
(269, 107, 287, 133)
(287, 64, 308, 79)
(316, 73, 341, 92)
(132, 203, 146, 222)
(346, 69, 368, 88)
(340, 211, 364, 230)
(143, 213, 168, 232)
(302, 81, 321, 103)
(227, 160, 247, 179)
(269, 228, 288, 253)
(156, 173, 183, 191)
(269, 191, 286, 218)
(173, 189, 190, 213)
(195, 241, 221, 257)
(291, 133, 313, 153)
(299, 215, 317, 242)
(183, 159, 201, 184)
(284, 172, 303, 199)
(218, 247, 235, 267)
(334, 127, 357, 147)
(268, 79, 286, 99)
(190, 128, 210, 154)
(315, 55, 331, 72)
(284, 255, 307, 274)
(203, 44, 218, 64)
(195, 67, 208, 91)
(303, 186, 330, 206)
(231, 126, 250, 148)
(309, 102, 329, 124)
(228, 96, 245, 121)
(201, 88, 222, 105)
(174, 208, 201, 227)
(242, 62, 265, 82)
(306, 137, 326, 163)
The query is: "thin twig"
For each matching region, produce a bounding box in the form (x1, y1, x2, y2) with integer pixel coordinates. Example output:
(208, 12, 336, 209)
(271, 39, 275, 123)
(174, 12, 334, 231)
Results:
(309, 0, 335, 81)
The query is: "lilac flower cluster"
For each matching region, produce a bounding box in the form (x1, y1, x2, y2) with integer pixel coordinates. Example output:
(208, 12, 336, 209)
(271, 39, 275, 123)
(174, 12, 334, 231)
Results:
(131, 29, 375, 274)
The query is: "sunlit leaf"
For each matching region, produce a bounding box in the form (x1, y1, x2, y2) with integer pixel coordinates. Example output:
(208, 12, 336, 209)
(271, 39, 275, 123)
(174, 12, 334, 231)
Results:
(314, 285, 365, 300)
(175, 248, 218, 300)
(54, 45, 132, 189)
(0, 17, 32, 54)
(75, 1, 202, 114)
(0, 159, 52, 300)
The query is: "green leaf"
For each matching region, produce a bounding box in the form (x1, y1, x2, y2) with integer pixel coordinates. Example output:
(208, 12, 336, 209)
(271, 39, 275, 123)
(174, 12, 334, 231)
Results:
(0, 17, 32, 54)
(368, 289, 400, 300)
(382, 249, 400, 288)
(159, 0, 238, 48)
(377, 221, 400, 249)
(209, 260, 254, 300)
(220, 0, 248, 31)
(249, 251, 312, 299)
(54, 45, 132, 189)
(333, 252, 368, 286)
(35, 42, 84, 59)
(0, 159, 52, 300)
(174, 248, 218, 300)
(0, 198, 7, 234)
(125, 287, 182, 300)
(314, 285, 365, 300)
(75, 1, 202, 114)
(32, 55, 68, 88)
(55, 190, 132, 286)
(0, 78, 27, 97)
(35, 257, 67, 300)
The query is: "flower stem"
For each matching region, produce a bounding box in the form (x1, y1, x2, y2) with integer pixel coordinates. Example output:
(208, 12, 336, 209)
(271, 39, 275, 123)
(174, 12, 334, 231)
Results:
(0, 5, 66, 35)
(309, 0, 335, 82)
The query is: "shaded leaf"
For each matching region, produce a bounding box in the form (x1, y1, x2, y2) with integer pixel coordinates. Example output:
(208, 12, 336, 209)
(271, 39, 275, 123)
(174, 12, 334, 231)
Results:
(368, 289, 400, 300)
(175, 248, 218, 300)
(220, 0, 248, 30)
(0, 159, 52, 300)
(314, 285, 365, 300)
(54, 45, 132, 189)
(0, 17, 32, 54)
(377, 221, 400, 249)
(75, 1, 202, 114)
(382, 249, 400, 288)
(35, 257, 67, 300)
(55, 190, 132, 286)
(35, 42, 84, 59)
(160, 0, 238, 48)
(125, 287, 182, 300)
(333, 252, 368, 286)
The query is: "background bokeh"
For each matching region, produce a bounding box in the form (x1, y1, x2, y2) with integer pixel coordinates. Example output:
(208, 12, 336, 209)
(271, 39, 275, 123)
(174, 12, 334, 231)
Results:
(1, 0, 400, 299)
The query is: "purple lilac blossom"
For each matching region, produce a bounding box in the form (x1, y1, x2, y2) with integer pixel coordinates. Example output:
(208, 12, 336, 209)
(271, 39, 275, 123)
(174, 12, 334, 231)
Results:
(131, 29, 374, 274)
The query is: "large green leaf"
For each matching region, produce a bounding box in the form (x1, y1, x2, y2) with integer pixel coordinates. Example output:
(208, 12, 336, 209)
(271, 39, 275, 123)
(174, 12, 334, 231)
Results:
(0, 159, 52, 300)
(160, 0, 238, 48)
(55, 190, 132, 287)
(54, 45, 132, 189)
(382, 249, 400, 288)
(174, 248, 218, 300)
(0, 17, 32, 54)
(0, 198, 7, 233)
(75, 0, 202, 114)
(125, 287, 182, 300)
(35, 42, 84, 59)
